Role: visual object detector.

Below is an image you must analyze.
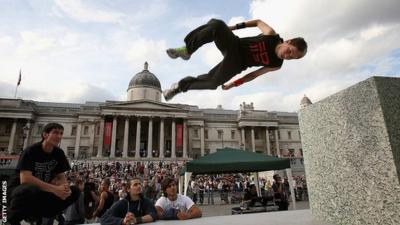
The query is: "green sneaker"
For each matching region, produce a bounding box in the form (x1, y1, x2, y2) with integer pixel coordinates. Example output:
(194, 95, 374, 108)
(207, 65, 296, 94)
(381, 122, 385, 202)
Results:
(166, 46, 191, 60)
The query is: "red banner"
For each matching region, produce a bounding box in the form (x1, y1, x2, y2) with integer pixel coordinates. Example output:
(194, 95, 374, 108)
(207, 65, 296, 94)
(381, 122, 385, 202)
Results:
(104, 122, 112, 146)
(176, 124, 183, 149)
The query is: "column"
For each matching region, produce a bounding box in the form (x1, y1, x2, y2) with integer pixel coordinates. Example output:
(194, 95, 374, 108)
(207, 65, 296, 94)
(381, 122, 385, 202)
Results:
(183, 120, 188, 158)
(89, 123, 96, 158)
(200, 125, 205, 156)
(171, 119, 176, 158)
(275, 129, 281, 156)
(251, 127, 255, 152)
(159, 119, 164, 159)
(135, 118, 141, 159)
(97, 117, 105, 157)
(110, 117, 117, 158)
(241, 127, 245, 150)
(7, 119, 17, 154)
(74, 123, 82, 159)
(266, 127, 271, 155)
(23, 121, 31, 149)
(147, 118, 153, 158)
(123, 117, 129, 158)
(238, 128, 242, 148)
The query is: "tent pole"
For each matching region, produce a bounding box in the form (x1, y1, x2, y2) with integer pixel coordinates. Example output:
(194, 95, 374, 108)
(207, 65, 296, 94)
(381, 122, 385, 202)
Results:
(286, 168, 296, 210)
(184, 172, 192, 196)
(179, 175, 183, 195)
(254, 172, 261, 197)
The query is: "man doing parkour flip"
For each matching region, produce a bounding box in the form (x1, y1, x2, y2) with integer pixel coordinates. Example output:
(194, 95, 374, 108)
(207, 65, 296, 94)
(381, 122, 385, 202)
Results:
(163, 18, 307, 101)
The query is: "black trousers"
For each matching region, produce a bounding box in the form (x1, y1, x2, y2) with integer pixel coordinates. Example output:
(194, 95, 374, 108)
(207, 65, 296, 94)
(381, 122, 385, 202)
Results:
(7, 184, 80, 224)
(179, 19, 245, 92)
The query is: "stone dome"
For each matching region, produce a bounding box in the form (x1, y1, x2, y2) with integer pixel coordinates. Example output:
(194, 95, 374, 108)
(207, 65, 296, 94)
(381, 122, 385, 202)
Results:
(128, 62, 161, 91)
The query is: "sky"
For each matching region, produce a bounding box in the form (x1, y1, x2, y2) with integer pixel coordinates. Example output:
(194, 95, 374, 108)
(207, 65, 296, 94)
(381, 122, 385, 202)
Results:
(1, 0, 399, 112)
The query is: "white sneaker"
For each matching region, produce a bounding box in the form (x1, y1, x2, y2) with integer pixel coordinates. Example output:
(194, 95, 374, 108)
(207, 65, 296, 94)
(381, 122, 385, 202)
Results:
(163, 83, 181, 101)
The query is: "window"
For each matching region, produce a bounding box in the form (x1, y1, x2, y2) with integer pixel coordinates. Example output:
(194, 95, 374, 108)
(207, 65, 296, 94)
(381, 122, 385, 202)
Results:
(5, 124, 12, 134)
(67, 147, 75, 158)
(231, 130, 235, 139)
(193, 129, 199, 138)
(255, 130, 260, 139)
(277, 130, 281, 140)
(37, 124, 44, 135)
(288, 131, 292, 140)
(218, 130, 223, 139)
(83, 126, 89, 135)
(204, 130, 208, 139)
(71, 125, 77, 136)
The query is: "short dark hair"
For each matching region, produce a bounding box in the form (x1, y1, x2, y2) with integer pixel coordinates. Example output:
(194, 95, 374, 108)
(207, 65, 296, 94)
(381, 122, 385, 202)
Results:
(41, 123, 64, 139)
(161, 177, 176, 192)
(102, 178, 111, 187)
(273, 174, 281, 180)
(129, 177, 141, 186)
(289, 37, 308, 54)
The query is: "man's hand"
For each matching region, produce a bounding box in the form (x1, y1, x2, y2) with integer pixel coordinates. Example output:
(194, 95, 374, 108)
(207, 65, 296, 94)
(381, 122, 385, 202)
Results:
(177, 212, 190, 220)
(123, 212, 135, 225)
(53, 184, 71, 200)
(222, 82, 235, 90)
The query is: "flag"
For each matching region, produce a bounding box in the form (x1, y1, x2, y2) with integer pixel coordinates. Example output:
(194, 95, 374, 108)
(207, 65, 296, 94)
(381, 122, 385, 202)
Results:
(17, 69, 21, 86)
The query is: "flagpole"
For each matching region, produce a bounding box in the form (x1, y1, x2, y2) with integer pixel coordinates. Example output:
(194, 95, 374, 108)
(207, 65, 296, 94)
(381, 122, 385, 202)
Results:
(15, 69, 21, 99)
(14, 85, 18, 98)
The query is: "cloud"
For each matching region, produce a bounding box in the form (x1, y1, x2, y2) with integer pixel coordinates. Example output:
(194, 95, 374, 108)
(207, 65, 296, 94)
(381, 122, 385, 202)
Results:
(175, 14, 220, 30)
(54, 0, 125, 24)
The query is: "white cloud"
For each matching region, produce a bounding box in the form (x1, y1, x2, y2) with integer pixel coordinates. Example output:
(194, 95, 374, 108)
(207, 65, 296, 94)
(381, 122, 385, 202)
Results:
(175, 14, 220, 30)
(54, 0, 125, 24)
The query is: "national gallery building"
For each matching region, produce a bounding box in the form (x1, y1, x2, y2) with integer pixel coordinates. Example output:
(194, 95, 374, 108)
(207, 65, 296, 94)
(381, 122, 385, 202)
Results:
(0, 63, 304, 164)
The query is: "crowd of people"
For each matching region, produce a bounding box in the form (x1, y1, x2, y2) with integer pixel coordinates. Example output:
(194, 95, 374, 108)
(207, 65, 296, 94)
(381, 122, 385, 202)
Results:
(5, 122, 308, 225)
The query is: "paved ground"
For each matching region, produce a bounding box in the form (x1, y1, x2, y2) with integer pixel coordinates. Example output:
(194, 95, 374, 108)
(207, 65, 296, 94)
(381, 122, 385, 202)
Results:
(20, 200, 310, 224)
(199, 200, 310, 217)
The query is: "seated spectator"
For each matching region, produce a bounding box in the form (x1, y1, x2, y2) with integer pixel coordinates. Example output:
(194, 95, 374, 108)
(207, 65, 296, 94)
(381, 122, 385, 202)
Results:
(272, 174, 289, 210)
(243, 184, 259, 205)
(100, 177, 157, 225)
(92, 178, 115, 219)
(155, 177, 202, 220)
(64, 179, 85, 225)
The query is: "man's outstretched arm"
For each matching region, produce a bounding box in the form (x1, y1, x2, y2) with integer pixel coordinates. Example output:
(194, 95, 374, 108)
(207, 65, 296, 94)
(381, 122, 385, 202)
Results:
(229, 19, 276, 35)
(222, 66, 281, 90)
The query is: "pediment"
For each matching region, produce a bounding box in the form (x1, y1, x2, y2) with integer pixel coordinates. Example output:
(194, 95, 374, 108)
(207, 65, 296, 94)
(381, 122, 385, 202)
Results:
(103, 100, 184, 111)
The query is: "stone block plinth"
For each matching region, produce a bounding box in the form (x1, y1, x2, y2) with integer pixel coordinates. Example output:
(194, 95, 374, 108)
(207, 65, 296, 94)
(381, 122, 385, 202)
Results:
(299, 76, 400, 225)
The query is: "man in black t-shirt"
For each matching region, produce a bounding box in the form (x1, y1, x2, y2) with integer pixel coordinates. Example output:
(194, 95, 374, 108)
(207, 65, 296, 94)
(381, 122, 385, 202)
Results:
(163, 18, 308, 101)
(7, 123, 80, 225)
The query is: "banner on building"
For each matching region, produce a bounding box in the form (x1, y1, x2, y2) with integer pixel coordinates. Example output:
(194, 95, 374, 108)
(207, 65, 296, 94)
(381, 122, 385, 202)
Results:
(176, 124, 183, 149)
(104, 122, 112, 146)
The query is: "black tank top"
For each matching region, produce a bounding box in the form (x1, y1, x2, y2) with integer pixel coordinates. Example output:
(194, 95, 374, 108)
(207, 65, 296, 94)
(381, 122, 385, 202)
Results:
(240, 34, 284, 68)
(98, 191, 115, 217)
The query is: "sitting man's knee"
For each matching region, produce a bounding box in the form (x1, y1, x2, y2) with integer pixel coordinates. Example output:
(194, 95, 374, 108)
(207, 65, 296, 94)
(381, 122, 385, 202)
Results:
(11, 183, 41, 197)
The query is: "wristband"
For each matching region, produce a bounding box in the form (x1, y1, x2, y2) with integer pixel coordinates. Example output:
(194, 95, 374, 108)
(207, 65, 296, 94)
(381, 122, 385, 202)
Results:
(236, 22, 246, 29)
(135, 216, 143, 224)
(233, 79, 244, 87)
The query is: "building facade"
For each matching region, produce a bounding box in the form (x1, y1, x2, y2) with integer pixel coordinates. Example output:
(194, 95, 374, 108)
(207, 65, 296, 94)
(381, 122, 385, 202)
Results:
(0, 63, 304, 173)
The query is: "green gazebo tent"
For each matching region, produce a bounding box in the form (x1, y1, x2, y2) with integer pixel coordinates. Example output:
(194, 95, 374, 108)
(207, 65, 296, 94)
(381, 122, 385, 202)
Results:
(179, 147, 297, 208)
